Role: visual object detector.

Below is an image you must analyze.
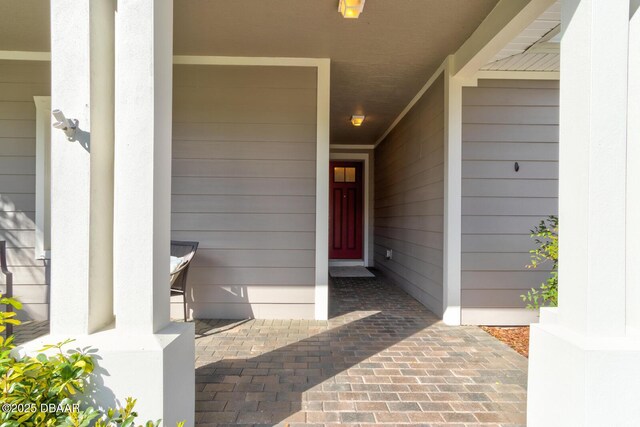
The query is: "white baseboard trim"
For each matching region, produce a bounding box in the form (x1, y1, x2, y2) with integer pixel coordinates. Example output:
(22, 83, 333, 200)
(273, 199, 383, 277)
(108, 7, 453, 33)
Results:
(461, 307, 540, 326)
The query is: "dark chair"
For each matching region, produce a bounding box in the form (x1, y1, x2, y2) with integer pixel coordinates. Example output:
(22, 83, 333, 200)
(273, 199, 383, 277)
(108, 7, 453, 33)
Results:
(0, 241, 14, 336)
(170, 240, 199, 322)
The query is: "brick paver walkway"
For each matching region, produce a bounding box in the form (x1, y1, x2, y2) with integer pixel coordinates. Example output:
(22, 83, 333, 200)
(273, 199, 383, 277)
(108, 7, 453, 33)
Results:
(192, 273, 528, 426)
(12, 272, 528, 426)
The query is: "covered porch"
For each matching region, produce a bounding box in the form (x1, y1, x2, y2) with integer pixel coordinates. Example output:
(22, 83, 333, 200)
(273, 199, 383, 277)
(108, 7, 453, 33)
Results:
(14, 272, 528, 426)
(0, 0, 639, 424)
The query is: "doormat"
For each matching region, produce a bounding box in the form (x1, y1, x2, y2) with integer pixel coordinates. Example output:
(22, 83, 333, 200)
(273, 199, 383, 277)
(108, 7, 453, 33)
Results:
(329, 266, 375, 278)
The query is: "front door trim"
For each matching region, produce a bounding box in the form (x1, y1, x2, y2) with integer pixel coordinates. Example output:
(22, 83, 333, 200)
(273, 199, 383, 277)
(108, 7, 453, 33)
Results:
(329, 151, 371, 266)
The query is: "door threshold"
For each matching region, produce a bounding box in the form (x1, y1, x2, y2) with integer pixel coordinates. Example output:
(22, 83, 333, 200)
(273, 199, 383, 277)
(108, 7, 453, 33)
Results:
(329, 259, 365, 267)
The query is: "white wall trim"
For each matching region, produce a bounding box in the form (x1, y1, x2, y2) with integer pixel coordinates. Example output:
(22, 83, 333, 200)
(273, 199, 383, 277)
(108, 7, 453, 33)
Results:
(315, 59, 331, 321)
(173, 55, 328, 67)
(475, 70, 560, 80)
(627, 0, 640, 336)
(330, 151, 373, 267)
(173, 55, 332, 321)
(330, 144, 375, 150)
(462, 307, 540, 326)
(442, 58, 463, 326)
(33, 96, 52, 261)
(0, 50, 51, 61)
(0, 51, 327, 69)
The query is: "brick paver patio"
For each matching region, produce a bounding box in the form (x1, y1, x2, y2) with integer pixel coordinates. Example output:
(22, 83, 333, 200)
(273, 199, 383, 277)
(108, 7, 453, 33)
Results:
(13, 271, 528, 426)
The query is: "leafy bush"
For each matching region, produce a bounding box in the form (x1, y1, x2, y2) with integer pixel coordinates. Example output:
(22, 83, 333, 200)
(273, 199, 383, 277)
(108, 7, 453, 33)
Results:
(0, 295, 183, 427)
(521, 216, 558, 309)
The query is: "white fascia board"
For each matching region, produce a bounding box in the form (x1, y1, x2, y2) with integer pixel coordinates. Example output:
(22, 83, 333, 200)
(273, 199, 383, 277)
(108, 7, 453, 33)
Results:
(476, 70, 559, 80)
(454, 0, 557, 79)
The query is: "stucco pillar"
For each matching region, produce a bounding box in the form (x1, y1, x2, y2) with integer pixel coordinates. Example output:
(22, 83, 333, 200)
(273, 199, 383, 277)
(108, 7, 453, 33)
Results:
(113, 0, 172, 334)
(627, 0, 640, 337)
(25, 1, 194, 424)
(109, 0, 195, 424)
(527, 0, 640, 425)
(49, 0, 114, 335)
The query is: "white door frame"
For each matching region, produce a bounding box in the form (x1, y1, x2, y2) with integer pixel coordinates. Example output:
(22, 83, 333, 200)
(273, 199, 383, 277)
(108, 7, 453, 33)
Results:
(329, 151, 372, 267)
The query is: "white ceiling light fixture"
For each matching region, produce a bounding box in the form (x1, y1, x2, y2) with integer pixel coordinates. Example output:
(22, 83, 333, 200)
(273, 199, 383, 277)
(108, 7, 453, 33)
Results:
(351, 115, 365, 126)
(339, 0, 366, 19)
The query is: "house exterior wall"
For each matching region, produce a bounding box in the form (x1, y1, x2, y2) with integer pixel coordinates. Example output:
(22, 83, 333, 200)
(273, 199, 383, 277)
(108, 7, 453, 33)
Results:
(171, 64, 318, 319)
(0, 60, 50, 320)
(374, 74, 445, 316)
(461, 78, 559, 325)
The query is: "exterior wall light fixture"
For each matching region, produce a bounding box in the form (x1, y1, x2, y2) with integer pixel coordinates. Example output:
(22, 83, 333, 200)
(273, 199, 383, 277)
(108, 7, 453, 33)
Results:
(351, 115, 365, 126)
(339, 0, 366, 19)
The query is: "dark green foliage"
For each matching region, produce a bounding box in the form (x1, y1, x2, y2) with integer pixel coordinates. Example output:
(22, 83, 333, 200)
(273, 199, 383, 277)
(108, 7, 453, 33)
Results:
(521, 216, 558, 309)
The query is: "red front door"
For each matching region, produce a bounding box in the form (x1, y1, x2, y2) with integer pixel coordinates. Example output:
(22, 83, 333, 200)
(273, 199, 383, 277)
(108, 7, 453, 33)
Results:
(329, 161, 363, 259)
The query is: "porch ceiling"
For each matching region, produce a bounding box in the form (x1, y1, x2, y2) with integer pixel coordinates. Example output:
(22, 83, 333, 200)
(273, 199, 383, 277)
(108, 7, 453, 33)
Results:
(0, 0, 499, 145)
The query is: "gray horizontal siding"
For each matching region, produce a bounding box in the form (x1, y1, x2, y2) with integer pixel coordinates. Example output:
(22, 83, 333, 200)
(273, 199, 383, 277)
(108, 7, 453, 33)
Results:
(0, 60, 50, 320)
(461, 79, 559, 323)
(374, 74, 445, 316)
(171, 65, 317, 320)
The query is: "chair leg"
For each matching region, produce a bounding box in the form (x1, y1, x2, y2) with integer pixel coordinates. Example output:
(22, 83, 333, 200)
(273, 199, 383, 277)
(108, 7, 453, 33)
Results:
(183, 293, 187, 322)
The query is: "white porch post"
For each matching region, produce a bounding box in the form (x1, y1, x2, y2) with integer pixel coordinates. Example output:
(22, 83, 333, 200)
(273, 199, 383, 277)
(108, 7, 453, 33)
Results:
(113, 0, 171, 334)
(24, 1, 194, 424)
(627, 0, 640, 336)
(110, 0, 195, 423)
(527, 0, 640, 425)
(49, 0, 114, 335)
(442, 56, 463, 325)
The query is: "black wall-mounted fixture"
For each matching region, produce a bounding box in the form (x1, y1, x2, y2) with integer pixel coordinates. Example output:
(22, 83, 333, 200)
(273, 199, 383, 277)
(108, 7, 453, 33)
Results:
(514, 162, 520, 172)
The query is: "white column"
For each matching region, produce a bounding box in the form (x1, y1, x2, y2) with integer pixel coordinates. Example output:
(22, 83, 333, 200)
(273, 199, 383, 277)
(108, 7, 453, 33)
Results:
(315, 59, 331, 321)
(88, 0, 116, 333)
(527, 0, 640, 425)
(33, 96, 51, 261)
(23, 2, 194, 424)
(112, 1, 194, 421)
(556, 0, 629, 337)
(113, 0, 172, 333)
(627, 0, 640, 336)
(442, 56, 462, 325)
(49, 0, 114, 335)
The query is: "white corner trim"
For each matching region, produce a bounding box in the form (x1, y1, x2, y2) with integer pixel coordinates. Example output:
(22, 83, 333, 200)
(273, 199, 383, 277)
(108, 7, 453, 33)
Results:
(0, 50, 51, 61)
(375, 60, 447, 147)
(330, 144, 375, 150)
(330, 152, 372, 268)
(173, 55, 327, 67)
(33, 96, 52, 262)
(476, 70, 560, 80)
(315, 59, 331, 321)
(628, 0, 640, 336)
(442, 59, 463, 326)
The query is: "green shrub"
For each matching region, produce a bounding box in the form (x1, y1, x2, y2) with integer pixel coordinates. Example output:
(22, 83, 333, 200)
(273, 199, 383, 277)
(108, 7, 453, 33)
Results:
(521, 216, 558, 309)
(0, 295, 183, 427)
